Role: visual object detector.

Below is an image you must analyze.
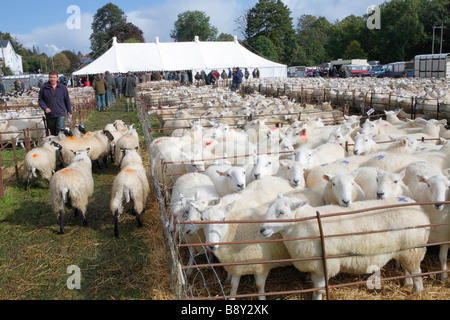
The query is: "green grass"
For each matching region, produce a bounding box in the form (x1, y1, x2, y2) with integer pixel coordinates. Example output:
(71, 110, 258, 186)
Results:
(0, 99, 163, 300)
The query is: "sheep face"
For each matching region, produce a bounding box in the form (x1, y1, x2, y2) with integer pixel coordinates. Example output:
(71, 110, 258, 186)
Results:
(376, 170, 405, 200)
(217, 167, 246, 192)
(260, 193, 307, 238)
(280, 160, 306, 187)
(353, 133, 372, 156)
(294, 147, 313, 169)
(189, 201, 234, 252)
(324, 173, 358, 207)
(417, 174, 450, 211)
(361, 119, 378, 137)
(252, 154, 276, 180)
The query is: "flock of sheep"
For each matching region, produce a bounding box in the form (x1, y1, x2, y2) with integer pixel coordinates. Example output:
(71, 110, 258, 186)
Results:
(148, 83, 450, 300)
(243, 76, 450, 120)
(20, 119, 147, 238)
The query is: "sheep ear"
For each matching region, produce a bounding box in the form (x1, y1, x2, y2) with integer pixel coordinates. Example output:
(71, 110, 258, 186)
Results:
(323, 174, 332, 182)
(398, 169, 406, 180)
(279, 160, 290, 168)
(71, 149, 76, 155)
(86, 148, 90, 153)
(224, 201, 235, 213)
(277, 192, 283, 199)
(417, 175, 428, 183)
(216, 170, 224, 177)
(290, 200, 308, 211)
(208, 199, 220, 206)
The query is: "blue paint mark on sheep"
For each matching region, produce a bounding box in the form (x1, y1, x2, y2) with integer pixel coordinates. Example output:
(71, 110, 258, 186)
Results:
(341, 160, 350, 165)
(376, 155, 385, 160)
(397, 197, 408, 203)
(321, 163, 328, 167)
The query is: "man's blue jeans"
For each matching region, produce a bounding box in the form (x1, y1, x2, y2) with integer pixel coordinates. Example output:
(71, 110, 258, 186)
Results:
(97, 94, 106, 110)
(47, 117, 66, 136)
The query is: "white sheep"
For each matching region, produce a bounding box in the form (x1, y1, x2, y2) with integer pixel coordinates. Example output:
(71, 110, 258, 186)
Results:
(260, 194, 430, 299)
(353, 133, 419, 156)
(322, 172, 366, 207)
(375, 168, 412, 200)
(114, 127, 140, 165)
(110, 148, 150, 238)
(49, 149, 94, 234)
(294, 142, 346, 171)
(251, 153, 280, 181)
(278, 159, 306, 188)
(185, 187, 323, 300)
(58, 129, 115, 168)
(403, 161, 450, 280)
(22, 140, 62, 190)
(204, 164, 248, 197)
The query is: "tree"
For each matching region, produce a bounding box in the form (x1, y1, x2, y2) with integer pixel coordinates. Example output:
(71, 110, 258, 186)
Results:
(61, 50, 80, 73)
(90, 3, 127, 56)
(111, 22, 145, 43)
(251, 35, 279, 61)
(217, 33, 235, 41)
(170, 11, 218, 42)
(296, 15, 331, 66)
(327, 15, 366, 60)
(244, 0, 296, 65)
(343, 40, 367, 59)
(53, 52, 71, 74)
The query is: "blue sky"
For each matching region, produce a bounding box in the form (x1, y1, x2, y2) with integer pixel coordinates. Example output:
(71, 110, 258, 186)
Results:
(0, 0, 381, 56)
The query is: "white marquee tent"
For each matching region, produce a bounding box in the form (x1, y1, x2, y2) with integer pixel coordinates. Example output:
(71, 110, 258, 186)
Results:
(73, 37, 287, 78)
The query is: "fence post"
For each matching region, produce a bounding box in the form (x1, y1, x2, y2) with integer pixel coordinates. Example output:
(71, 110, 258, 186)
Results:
(0, 150, 4, 198)
(316, 210, 330, 300)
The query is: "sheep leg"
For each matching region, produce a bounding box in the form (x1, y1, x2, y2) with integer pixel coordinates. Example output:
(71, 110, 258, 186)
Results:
(439, 244, 449, 281)
(114, 210, 120, 238)
(58, 210, 65, 234)
(24, 179, 30, 191)
(102, 155, 109, 168)
(310, 273, 325, 300)
(228, 275, 241, 300)
(255, 273, 268, 300)
(136, 212, 143, 228)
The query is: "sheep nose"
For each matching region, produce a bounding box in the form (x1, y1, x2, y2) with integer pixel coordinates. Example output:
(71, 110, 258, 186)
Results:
(377, 192, 385, 199)
(207, 245, 218, 252)
(434, 204, 444, 211)
(254, 173, 260, 179)
(237, 184, 244, 189)
(354, 150, 360, 155)
(292, 179, 299, 185)
(341, 200, 350, 207)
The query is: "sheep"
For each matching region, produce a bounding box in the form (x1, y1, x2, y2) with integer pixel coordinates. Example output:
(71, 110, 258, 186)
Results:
(403, 161, 450, 280)
(322, 172, 366, 207)
(49, 148, 94, 234)
(110, 148, 150, 238)
(114, 127, 139, 165)
(294, 142, 346, 171)
(22, 140, 62, 190)
(353, 133, 419, 156)
(58, 129, 115, 168)
(260, 194, 430, 299)
(375, 168, 412, 200)
(251, 153, 280, 181)
(204, 164, 248, 197)
(278, 159, 306, 188)
(185, 187, 323, 300)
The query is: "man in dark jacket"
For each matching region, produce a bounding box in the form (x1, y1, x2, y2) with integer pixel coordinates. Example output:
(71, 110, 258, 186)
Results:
(92, 74, 108, 111)
(232, 67, 243, 92)
(38, 70, 72, 136)
(123, 72, 137, 111)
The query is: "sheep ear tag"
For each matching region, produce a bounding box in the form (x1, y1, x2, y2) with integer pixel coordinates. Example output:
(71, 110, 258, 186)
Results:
(71, 150, 77, 155)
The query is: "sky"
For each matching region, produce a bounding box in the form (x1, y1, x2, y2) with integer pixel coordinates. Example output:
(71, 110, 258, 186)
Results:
(0, 0, 382, 57)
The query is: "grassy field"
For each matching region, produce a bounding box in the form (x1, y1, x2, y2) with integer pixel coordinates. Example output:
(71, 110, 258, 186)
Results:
(0, 99, 174, 300)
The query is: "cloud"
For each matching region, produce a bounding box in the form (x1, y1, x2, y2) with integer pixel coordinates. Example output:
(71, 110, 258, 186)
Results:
(14, 12, 93, 56)
(126, 0, 246, 43)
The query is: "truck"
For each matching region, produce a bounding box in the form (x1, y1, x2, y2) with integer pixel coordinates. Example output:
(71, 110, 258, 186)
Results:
(287, 66, 306, 78)
(414, 53, 450, 78)
(379, 61, 413, 78)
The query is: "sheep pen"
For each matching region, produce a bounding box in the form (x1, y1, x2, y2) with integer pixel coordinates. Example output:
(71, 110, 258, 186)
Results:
(0, 80, 448, 301)
(141, 81, 449, 300)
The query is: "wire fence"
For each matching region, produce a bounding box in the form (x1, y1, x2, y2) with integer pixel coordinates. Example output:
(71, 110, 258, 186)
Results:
(0, 96, 96, 198)
(138, 84, 449, 300)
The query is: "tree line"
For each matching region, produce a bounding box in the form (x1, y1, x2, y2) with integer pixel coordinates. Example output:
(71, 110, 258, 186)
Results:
(2, 0, 449, 75)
